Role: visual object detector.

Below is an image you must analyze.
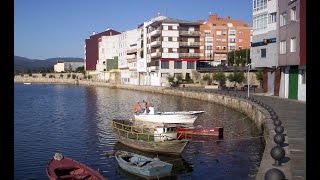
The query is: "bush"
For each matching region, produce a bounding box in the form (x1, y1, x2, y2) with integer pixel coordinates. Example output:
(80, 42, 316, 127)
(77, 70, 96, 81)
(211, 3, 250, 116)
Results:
(166, 74, 174, 83)
(67, 74, 71, 78)
(72, 74, 76, 79)
(42, 73, 46, 77)
(202, 74, 212, 85)
(60, 74, 63, 78)
(212, 71, 226, 87)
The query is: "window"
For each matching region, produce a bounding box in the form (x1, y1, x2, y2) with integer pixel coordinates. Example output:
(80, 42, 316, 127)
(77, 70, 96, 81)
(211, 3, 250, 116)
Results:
(205, 45, 212, 50)
(222, 31, 227, 35)
(229, 38, 236, 43)
(168, 37, 172, 41)
(261, 48, 266, 58)
(253, 13, 268, 30)
(291, 7, 297, 21)
(221, 39, 227, 42)
(216, 31, 221, 35)
(187, 62, 194, 69)
(229, 46, 236, 50)
(205, 37, 213, 43)
(174, 61, 182, 69)
(216, 38, 221, 42)
(253, 0, 267, 12)
(290, 37, 296, 52)
(280, 12, 287, 27)
(161, 61, 169, 69)
(268, 12, 277, 24)
(229, 30, 236, 36)
(280, 41, 286, 54)
(161, 73, 169, 78)
(204, 30, 211, 35)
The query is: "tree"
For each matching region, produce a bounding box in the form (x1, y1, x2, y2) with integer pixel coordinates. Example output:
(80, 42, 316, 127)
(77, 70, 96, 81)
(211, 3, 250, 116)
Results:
(202, 74, 212, 85)
(227, 70, 245, 88)
(255, 70, 264, 88)
(67, 74, 71, 78)
(72, 74, 76, 79)
(166, 74, 174, 83)
(60, 74, 63, 78)
(75, 66, 85, 73)
(175, 74, 184, 84)
(227, 48, 250, 65)
(42, 73, 46, 77)
(212, 71, 226, 88)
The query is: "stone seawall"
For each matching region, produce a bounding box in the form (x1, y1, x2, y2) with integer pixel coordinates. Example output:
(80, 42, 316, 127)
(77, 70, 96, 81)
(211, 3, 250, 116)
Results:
(14, 77, 291, 180)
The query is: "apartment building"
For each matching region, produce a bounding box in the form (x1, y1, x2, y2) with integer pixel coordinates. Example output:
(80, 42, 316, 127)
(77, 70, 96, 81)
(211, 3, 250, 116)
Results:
(278, 0, 306, 101)
(250, 0, 305, 101)
(136, 15, 168, 85)
(96, 34, 120, 81)
(199, 14, 252, 68)
(118, 28, 139, 85)
(84, 28, 120, 72)
(145, 18, 200, 86)
(251, 0, 279, 95)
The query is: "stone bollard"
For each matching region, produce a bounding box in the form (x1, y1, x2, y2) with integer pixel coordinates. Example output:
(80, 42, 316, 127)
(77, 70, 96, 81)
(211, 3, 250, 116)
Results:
(274, 119, 282, 126)
(271, 146, 285, 166)
(274, 134, 285, 146)
(275, 125, 285, 134)
(265, 168, 286, 180)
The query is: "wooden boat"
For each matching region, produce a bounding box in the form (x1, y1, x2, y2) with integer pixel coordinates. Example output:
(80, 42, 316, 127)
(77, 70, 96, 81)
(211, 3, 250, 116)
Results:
(115, 150, 173, 179)
(46, 153, 106, 180)
(177, 126, 224, 139)
(134, 106, 205, 124)
(112, 119, 189, 155)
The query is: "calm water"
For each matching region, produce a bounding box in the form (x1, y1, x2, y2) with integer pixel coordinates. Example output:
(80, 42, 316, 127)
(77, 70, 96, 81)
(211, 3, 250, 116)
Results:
(14, 83, 264, 180)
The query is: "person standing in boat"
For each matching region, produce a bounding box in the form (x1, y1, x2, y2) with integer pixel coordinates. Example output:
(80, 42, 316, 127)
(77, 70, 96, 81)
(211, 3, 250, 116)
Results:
(133, 102, 141, 114)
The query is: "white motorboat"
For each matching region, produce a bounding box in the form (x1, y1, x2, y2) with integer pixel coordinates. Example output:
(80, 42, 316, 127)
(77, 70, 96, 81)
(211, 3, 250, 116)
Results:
(134, 107, 205, 124)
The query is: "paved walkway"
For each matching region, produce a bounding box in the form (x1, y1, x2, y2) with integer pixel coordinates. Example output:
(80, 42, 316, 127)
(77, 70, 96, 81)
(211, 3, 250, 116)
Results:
(170, 87, 306, 180)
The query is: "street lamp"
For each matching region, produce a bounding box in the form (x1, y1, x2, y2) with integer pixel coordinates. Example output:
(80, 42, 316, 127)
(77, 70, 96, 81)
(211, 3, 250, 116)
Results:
(246, 63, 254, 98)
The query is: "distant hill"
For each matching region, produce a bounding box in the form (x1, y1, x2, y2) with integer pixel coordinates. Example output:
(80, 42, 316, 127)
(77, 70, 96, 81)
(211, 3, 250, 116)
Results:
(14, 56, 84, 73)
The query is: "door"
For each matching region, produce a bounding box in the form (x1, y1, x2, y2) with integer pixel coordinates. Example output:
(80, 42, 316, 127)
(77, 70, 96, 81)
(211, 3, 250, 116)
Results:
(288, 69, 298, 99)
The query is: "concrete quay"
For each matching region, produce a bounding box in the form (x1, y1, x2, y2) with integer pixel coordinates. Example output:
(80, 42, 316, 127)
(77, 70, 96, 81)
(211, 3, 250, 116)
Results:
(14, 77, 306, 180)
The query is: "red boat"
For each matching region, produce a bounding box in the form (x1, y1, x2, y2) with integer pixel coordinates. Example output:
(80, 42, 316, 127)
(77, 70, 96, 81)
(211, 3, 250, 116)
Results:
(46, 153, 107, 180)
(177, 127, 223, 139)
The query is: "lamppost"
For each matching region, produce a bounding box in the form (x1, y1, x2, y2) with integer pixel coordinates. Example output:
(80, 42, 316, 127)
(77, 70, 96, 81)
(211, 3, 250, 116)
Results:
(246, 63, 254, 97)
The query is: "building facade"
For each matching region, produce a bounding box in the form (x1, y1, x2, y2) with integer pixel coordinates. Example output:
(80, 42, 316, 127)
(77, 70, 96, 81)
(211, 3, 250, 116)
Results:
(96, 35, 120, 81)
(199, 14, 252, 68)
(54, 62, 84, 73)
(84, 28, 120, 72)
(251, 0, 279, 95)
(251, 0, 306, 101)
(278, 0, 305, 101)
(145, 18, 201, 86)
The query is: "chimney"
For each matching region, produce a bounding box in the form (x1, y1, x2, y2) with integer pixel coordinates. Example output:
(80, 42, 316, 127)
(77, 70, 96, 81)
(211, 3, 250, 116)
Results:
(92, 31, 96, 35)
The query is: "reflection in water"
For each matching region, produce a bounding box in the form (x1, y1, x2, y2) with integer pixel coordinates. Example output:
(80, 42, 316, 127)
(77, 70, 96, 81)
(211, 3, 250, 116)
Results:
(14, 84, 263, 180)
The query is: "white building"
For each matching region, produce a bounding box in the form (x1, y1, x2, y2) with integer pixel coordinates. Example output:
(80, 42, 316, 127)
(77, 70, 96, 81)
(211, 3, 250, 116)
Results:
(118, 29, 139, 85)
(251, 0, 279, 94)
(96, 34, 120, 81)
(54, 62, 84, 73)
(145, 17, 201, 86)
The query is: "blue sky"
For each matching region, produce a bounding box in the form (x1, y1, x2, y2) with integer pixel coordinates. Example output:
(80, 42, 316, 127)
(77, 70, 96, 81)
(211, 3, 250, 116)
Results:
(14, 0, 252, 60)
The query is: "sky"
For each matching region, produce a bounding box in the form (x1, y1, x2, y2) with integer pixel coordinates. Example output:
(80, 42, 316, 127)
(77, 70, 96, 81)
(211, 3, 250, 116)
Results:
(14, 0, 252, 60)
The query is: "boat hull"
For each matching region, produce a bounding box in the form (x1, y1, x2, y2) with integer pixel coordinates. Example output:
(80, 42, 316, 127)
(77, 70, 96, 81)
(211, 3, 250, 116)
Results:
(115, 150, 173, 179)
(114, 133, 188, 155)
(46, 155, 106, 180)
(134, 111, 204, 124)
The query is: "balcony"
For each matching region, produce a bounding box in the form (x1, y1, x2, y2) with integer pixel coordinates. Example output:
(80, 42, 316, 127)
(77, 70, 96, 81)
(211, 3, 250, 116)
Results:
(150, 66, 159, 71)
(179, 53, 200, 58)
(179, 42, 200, 47)
(127, 48, 137, 54)
(150, 41, 161, 47)
(150, 29, 161, 37)
(151, 52, 161, 58)
(179, 31, 201, 36)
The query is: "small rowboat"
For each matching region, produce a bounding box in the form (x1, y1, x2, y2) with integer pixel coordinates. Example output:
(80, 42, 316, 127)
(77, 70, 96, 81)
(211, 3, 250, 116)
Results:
(177, 127, 224, 139)
(115, 150, 173, 179)
(46, 153, 106, 180)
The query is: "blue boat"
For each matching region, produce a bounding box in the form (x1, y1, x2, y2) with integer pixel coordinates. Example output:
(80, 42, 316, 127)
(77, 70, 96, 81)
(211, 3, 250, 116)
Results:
(115, 150, 173, 179)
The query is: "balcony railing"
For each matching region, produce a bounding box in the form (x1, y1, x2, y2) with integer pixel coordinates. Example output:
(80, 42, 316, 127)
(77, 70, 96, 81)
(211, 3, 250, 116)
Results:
(179, 42, 200, 47)
(127, 49, 137, 54)
(150, 41, 161, 47)
(179, 31, 201, 36)
(179, 53, 200, 58)
(150, 29, 161, 37)
(151, 52, 161, 58)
